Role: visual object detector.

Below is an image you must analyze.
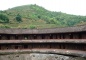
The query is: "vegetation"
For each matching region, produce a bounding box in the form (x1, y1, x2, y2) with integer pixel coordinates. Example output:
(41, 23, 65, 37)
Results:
(0, 14, 9, 23)
(0, 4, 86, 28)
(29, 25, 36, 29)
(15, 14, 22, 23)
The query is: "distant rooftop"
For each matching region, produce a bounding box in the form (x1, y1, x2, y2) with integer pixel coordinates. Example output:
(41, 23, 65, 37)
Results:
(0, 25, 86, 34)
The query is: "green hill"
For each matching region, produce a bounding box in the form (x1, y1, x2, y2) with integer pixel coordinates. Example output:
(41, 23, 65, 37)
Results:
(0, 4, 86, 29)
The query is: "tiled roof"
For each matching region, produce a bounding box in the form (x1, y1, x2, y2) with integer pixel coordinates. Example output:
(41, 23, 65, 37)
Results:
(0, 25, 86, 34)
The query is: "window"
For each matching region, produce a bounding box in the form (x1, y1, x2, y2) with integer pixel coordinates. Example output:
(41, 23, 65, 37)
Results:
(15, 46, 18, 49)
(24, 45, 28, 49)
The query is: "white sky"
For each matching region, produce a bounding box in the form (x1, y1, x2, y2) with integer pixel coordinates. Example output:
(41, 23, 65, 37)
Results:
(0, 0, 86, 16)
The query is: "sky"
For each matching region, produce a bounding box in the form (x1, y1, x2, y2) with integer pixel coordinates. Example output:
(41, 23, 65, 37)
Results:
(0, 0, 86, 16)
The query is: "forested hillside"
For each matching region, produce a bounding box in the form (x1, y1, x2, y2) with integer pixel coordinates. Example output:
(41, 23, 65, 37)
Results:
(0, 4, 86, 29)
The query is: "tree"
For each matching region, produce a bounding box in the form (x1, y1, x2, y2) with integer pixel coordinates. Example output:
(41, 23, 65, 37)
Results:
(16, 14, 22, 23)
(0, 14, 9, 23)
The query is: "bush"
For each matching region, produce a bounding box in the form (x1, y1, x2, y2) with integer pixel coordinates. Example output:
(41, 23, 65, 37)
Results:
(16, 14, 22, 23)
(0, 14, 9, 23)
(0, 25, 10, 28)
(29, 25, 36, 29)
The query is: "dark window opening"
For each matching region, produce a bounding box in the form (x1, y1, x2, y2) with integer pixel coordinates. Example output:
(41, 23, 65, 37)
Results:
(42, 35, 45, 39)
(34, 35, 37, 39)
(24, 45, 28, 49)
(79, 33, 82, 39)
(59, 35, 61, 39)
(15, 35, 18, 39)
(24, 35, 28, 40)
(50, 34, 53, 39)
(69, 34, 73, 39)
(7, 35, 10, 40)
(15, 46, 18, 49)
(0, 35, 1, 40)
